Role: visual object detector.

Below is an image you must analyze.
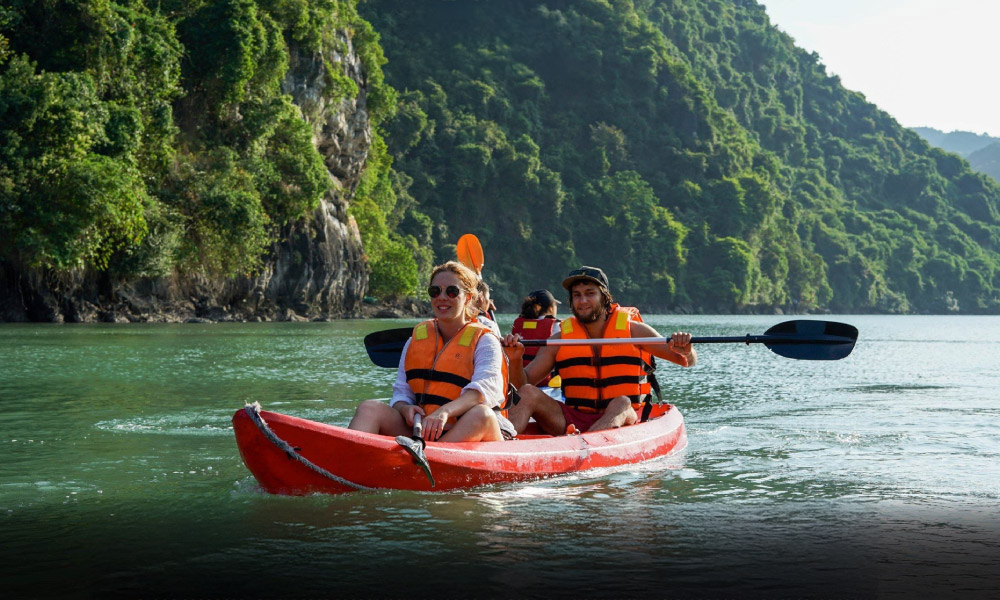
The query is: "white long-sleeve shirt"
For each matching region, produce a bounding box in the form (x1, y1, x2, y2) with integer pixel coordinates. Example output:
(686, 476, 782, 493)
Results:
(389, 333, 506, 409)
(477, 314, 502, 338)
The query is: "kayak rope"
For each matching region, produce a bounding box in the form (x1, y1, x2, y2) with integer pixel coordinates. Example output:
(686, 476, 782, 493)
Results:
(243, 402, 374, 492)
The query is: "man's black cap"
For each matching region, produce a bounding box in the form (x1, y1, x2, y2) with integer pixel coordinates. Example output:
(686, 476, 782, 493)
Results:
(561, 266, 609, 291)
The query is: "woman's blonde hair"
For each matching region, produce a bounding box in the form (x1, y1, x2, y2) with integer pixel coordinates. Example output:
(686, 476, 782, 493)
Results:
(430, 261, 480, 321)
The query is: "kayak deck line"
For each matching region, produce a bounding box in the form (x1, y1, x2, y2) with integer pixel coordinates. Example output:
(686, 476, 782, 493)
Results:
(425, 416, 687, 459)
(243, 402, 374, 492)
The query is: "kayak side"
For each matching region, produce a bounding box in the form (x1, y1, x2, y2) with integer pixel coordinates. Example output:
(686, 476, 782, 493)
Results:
(232, 403, 686, 495)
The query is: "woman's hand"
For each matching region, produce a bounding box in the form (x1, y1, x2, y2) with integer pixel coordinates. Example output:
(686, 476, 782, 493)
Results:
(422, 408, 450, 441)
(395, 403, 425, 428)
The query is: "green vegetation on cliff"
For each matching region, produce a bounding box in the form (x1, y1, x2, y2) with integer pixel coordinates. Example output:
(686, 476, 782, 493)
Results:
(4, 0, 1000, 314)
(360, 0, 1000, 313)
(0, 0, 393, 279)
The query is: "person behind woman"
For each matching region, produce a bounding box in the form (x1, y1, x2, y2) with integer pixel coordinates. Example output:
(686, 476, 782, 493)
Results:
(510, 289, 561, 390)
(349, 261, 514, 442)
(474, 279, 501, 337)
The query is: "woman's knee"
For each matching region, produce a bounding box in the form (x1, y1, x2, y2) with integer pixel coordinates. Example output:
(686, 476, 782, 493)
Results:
(349, 399, 399, 433)
(462, 403, 497, 424)
(355, 399, 386, 416)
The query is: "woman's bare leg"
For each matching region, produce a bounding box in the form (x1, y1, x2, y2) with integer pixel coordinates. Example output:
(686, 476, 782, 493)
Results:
(348, 400, 411, 436)
(440, 404, 502, 442)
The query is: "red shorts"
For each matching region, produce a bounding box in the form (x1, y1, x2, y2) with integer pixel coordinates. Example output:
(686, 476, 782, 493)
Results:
(559, 403, 603, 432)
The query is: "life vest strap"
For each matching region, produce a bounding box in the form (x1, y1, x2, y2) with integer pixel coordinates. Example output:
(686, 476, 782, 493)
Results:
(555, 355, 646, 370)
(565, 394, 645, 413)
(595, 355, 646, 368)
(647, 371, 662, 404)
(564, 398, 610, 413)
(405, 368, 472, 389)
(415, 393, 453, 409)
(597, 374, 646, 387)
(639, 398, 654, 422)
(555, 356, 593, 370)
(561, 374, 646, 389)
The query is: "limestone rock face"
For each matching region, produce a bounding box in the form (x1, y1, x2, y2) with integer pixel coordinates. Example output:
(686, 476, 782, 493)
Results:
(249, 38, 372, 321)
(0, 37, 370, 323)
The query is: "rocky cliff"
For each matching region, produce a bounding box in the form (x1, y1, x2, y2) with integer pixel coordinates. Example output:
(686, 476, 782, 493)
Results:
(1, 38, 372, 323)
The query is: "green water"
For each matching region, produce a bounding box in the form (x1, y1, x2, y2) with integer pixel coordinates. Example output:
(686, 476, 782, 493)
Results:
(2, 315, 1000, 598)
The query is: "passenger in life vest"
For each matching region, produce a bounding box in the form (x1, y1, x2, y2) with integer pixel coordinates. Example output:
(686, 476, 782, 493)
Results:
(502, 266, 696, 435)
(349, 261, 515, 442)
(510, 289, 561, 388)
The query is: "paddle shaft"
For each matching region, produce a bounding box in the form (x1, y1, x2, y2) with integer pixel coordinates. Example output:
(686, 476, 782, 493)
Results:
(413, 413, 423, 439)
(521, 334, 856, 347)
(366, 319, 858, 365)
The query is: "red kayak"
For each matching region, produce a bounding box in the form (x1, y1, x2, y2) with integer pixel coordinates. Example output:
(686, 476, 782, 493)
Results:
(232, 402, 687, 495)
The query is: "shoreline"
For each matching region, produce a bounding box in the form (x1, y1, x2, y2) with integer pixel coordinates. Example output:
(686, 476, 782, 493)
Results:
(3, 294, 979, 323)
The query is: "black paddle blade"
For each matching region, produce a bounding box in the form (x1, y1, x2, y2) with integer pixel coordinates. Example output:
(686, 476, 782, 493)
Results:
(363, 327, 412, 368)
(761, 320, 858, 360)
(395, 435, 435, 487)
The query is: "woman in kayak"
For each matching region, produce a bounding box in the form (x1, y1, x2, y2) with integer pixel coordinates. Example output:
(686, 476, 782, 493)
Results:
(510, 289, 562, 399)
(348, 261, 515, 442)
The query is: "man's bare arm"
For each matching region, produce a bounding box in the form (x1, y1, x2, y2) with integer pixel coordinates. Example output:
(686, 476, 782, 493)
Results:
(630, 321, 697, 367)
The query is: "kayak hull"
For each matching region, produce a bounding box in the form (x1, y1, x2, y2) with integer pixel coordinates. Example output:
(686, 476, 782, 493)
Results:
(232, 403, 687, 495)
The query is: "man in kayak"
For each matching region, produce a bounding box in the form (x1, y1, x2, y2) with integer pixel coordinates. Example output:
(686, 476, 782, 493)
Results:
(349, 261, 516, 442)
(502, 266, 695, 435)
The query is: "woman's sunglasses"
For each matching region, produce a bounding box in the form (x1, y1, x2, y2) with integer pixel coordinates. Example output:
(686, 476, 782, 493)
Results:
(428, 285, 461, 299)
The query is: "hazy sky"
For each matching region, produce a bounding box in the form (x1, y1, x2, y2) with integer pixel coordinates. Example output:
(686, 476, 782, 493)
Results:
(759, 0, 1000, 136)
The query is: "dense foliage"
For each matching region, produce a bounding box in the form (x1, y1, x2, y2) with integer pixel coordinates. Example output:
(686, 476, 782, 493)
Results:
(359, 0, 1000, 313)
(0, 0, 393, 280)
(4, 0, 1000, 314)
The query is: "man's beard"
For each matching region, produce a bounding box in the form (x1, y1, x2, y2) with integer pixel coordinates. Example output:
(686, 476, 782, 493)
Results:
(573, 303, 604, 324)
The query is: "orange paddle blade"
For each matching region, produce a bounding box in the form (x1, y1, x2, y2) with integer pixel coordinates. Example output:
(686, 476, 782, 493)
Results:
(456, 234, 484, 274)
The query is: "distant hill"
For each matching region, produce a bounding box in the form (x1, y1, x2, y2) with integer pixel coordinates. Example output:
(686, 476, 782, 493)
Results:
(914, 127, 1000, 184)
(968, 142, 1000, 183)
(912, 127, 1000, 157)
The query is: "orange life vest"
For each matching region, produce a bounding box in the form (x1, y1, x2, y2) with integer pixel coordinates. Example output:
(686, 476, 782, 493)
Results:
(511, 316, 559, 386)
(404, 319, 510, 421)
(555, 305, 652, 413)
(613, 304, 659, 388)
